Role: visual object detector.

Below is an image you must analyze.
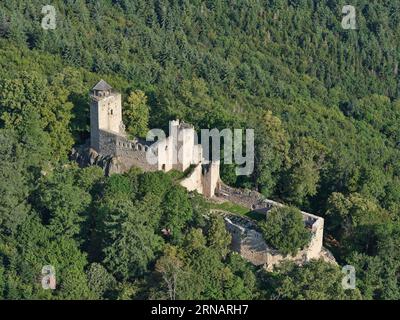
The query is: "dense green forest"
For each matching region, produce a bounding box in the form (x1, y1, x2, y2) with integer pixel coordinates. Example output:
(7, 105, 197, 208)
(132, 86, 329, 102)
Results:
(0, 0, 400, 299)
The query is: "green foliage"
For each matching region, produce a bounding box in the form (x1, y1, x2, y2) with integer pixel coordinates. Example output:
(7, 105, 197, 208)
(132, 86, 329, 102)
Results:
(1, 0, 400, 300)
(162, 186, 193, 242)
(206, 215, 232, 258)
(266, 260, 362, 300)
(176, 228, 256, 300)
(36, 167, 91, 238)
(259, 206, 311, 256)
(86, 263, 116, 299)
(343, 223, 400, 300)
(103, 173, 137, 201)
(123, 90, 150, 138)
(0, 129, 30, 235)
(281, 137, 327, 206)
(253, 110, 289, 197)
(326, 192, 389, 249)
(154, 244, 185, 300)
(75, 166, 105, 192)
(0, 72, 74, 162)
(101, 200, 163, 281)
(1, 216, 94, 299)
(138, 171, 172, 199)
(188, 192, 209, 228)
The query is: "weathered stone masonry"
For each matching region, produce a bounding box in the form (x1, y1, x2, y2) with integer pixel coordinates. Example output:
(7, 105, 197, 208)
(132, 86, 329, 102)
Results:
(72, 80, 333, 270)
(215, 184, 335, 270)
(88, 80, 220, 197)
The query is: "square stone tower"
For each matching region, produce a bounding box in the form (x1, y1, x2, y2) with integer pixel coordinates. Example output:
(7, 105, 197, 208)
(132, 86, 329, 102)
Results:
(90, 80, 124, 152)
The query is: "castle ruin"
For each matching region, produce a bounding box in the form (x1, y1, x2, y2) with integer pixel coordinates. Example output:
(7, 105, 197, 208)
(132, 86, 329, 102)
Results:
(72, 80, 333, 270)
(89, 80, 220, 197)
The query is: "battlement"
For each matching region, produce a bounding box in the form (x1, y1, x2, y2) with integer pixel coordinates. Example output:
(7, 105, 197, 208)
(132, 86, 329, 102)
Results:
(90, 90, 118, 101)
(82, 80, 328, 270)
(89, 81, 220, 197)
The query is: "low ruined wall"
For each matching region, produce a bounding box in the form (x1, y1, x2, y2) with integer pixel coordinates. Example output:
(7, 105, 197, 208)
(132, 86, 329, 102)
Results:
(223, 214, 268, 266)
(217, 183, 324, 266)
(218, 184, 325, 270)
(224, 217, 245, 253)
(306, 217, 324, 260)
(223, 214, 323, 270)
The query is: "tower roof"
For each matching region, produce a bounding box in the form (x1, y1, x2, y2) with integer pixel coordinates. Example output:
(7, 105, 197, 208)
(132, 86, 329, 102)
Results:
(92, 79, 112, 91)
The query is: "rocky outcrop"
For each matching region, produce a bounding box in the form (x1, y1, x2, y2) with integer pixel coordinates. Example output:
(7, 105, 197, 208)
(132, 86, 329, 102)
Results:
(70, 144, 125, 175)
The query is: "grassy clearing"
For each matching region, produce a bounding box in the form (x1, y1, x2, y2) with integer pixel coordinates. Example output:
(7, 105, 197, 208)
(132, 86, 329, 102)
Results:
(209, 201, 266, 222)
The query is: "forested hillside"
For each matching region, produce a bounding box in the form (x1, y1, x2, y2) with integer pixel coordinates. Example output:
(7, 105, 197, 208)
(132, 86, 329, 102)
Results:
(0, 0, 400, 299)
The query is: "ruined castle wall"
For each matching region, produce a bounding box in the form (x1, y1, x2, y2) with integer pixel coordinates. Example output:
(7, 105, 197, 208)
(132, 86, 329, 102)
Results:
(98, 130, 118, 156)
(156, 137, 174, 172)
(224, 217, 268, 266)
(202, 161, 220, 198)
(217, 183, 324, 263)
(241, 229, 268, 266)
(180, 163, 203, 194)
(97, 129, 158, 172)
(223, 219, 322, 268)
(264, 248, 308, 271)
(193, 144, 202, 164)
(115, 135, 158, 172)
(179, 161, 221, 198)
(178, 127, 195, 172)
(217, 184, 271, 210)
(224, 217, 246, 254)
(224, 214, 317, 269)
(114, 136, 146, 157)
(306, 217, 324, 260)
(168, 121, 179, 171)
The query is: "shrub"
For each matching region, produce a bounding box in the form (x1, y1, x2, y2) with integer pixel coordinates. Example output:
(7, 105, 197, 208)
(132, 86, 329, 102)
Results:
(259, 206, 311, 256)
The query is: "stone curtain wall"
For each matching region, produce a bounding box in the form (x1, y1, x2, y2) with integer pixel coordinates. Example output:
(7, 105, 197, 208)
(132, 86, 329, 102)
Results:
(98, 129, 118, 156)
(78, 130, 159, 174)
(179, 162, 221, 197)
(180, 163, 203, 194)
(215, 184, 326, 270)
(98, 129, 149, 157)
(222, 212, 325, 270)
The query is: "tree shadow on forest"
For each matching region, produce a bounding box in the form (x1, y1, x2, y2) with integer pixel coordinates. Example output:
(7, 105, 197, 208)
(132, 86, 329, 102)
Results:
(69, 92, 90, 145)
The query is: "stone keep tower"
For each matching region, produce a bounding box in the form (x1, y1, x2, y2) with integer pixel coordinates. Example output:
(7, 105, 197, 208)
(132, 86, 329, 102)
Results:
(171, 120, 196, 172)
(90, 80, 123, 152)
